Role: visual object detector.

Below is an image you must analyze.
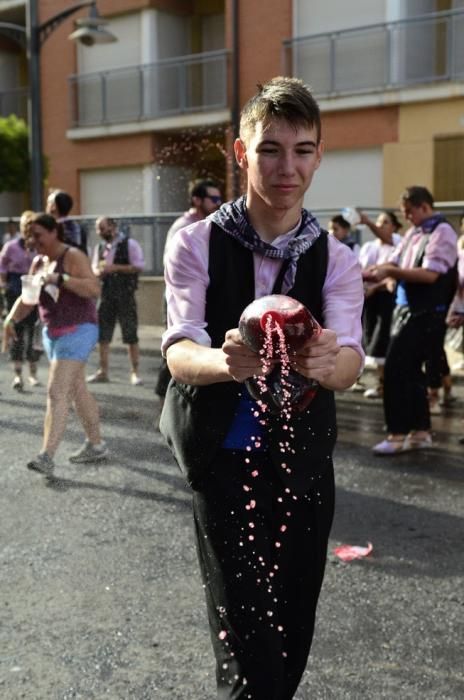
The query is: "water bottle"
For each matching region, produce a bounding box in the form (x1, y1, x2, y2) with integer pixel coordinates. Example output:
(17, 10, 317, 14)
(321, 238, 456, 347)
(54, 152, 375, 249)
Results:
(239, 294, 321, 413)
(341, 207, 361, 227)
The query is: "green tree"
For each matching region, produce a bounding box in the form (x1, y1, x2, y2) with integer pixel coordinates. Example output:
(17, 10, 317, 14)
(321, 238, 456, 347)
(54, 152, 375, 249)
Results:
(0, 115, 29, 193)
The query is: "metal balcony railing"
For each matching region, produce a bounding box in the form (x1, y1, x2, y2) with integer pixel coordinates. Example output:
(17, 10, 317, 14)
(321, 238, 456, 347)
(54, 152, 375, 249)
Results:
(0, 86, 28, 119)
(283, 9, 464, 98)
(68, 49, 229, 128)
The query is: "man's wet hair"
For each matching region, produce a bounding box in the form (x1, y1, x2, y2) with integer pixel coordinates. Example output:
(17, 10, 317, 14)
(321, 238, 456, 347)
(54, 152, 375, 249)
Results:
(240, 76, 321, 143)
(401, 186, 434, 209)
(49, 189, 74, 217)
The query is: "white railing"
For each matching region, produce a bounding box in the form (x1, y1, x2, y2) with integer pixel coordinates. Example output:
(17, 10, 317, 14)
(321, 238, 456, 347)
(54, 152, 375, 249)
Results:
(283, 9, 464, 98)
(3, 204, 463, 275)
(69, 49, 229, 128)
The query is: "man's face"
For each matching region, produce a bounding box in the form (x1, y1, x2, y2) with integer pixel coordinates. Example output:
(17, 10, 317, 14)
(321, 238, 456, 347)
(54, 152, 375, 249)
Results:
(234, 118, 323, 214)
(194, 187, 222, 217)
(46, 194, 58, 218)
(328, 222, 349, 241)
(401, 201, 432, 227)
(97, 220, 116, 242)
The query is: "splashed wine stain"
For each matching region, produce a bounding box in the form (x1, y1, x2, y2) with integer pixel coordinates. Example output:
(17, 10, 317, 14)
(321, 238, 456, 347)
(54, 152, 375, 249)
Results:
(217, 296, 322, 656)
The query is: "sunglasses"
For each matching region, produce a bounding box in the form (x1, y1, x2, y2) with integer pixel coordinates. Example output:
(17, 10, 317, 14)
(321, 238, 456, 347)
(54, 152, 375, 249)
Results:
(204, 195, 222, 204)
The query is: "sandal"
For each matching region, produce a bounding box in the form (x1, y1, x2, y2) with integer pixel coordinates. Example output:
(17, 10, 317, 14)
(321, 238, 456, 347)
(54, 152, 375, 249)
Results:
(406, 433, 432, 450)
(372, 436, 410, 455)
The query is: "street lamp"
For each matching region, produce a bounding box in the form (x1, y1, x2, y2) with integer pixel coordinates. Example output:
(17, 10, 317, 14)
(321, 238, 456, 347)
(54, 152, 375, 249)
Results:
(0, 1, 117, 210)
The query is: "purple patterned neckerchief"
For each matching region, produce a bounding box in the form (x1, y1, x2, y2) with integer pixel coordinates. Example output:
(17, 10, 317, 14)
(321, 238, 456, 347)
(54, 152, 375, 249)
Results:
(208, 195, 321, 294)
(419, 213, 446, 234)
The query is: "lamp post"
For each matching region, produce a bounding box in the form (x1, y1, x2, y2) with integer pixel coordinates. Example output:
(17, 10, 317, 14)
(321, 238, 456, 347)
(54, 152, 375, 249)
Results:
(1, 1, 117, 210)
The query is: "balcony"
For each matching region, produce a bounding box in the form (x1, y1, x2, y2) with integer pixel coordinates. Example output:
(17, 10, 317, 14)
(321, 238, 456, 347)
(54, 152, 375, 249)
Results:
(283, 9, 464, 99)
(0, 86, 28, 118)
(68, 49, 229, 130)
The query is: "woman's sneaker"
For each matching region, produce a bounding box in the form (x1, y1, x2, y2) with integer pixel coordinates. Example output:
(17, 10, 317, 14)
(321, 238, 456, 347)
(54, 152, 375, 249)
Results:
(27, 452, 55, 476)
(69, 440, 109, 464)
(363, 385, 383, 399)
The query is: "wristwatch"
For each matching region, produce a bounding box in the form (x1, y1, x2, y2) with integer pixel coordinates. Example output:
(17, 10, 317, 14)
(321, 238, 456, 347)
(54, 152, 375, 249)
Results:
(57, 273, 70, 288)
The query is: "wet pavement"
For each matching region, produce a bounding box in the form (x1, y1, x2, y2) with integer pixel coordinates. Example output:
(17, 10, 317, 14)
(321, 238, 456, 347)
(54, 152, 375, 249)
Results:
(0, 338, 463, 699)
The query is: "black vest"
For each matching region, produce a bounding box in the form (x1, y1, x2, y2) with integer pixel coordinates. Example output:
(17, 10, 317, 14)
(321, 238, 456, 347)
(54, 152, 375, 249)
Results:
(401, 222, 457, 312)
(160, 224, 337, 495)
(99, 236, 138, 296)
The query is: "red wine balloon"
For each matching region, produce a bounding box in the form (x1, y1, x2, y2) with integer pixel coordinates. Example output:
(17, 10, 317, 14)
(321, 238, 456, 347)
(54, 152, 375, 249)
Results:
(239, 295, 321, 413)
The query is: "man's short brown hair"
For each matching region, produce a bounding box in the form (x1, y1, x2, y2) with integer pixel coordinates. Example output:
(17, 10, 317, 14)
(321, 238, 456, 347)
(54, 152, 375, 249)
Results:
(400, 186, 434, 209)
(239, 76, 321, 144)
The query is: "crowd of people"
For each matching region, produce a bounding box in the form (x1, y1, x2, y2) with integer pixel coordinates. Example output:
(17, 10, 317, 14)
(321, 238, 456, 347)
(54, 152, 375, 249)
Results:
(328, 193, 464, 450)
(0, 190, 145, 477)
(1, 77, 463, 699)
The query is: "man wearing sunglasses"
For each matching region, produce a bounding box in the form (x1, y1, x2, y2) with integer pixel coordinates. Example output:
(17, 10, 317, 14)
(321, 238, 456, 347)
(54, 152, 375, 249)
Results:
(155, 178, 222, 416)
(164, 178, 222, 257)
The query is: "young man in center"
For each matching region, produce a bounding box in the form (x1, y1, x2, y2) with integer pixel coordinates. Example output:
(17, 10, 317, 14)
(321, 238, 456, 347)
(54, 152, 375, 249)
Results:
(160, 77, 364, 699)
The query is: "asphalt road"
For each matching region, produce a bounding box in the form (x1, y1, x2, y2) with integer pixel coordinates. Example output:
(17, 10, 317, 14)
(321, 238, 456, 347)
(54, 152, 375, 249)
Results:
(0, 349, 463, 700)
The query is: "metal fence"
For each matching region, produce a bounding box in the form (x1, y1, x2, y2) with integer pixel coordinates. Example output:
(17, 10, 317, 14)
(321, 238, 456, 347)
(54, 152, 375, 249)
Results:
(69, 49, 229, 128)
(1, 204, 462, 274)
(283, 8, 464, 97)
(0, 214, 180, 277)
(0, 87, 28, 119)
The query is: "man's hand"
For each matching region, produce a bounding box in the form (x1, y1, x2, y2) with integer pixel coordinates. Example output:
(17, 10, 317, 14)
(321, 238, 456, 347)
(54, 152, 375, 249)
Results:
(447, 310, 464, 328)
(291, 329, 340, 383)
(367, 263, 397, 282)
(222, 328, 266, 383)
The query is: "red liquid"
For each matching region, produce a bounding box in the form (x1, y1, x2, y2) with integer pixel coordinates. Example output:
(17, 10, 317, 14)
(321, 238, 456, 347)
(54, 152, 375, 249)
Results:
(239, 295, 321, 414)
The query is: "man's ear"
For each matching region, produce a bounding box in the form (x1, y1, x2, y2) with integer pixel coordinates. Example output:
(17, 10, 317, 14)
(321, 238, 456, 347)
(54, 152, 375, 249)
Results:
(315, 139, 324, 170)
(234, 138, 248, 170)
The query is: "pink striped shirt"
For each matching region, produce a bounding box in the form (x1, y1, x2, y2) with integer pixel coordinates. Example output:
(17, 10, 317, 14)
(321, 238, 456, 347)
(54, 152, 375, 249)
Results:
(389, 222, 457, 273)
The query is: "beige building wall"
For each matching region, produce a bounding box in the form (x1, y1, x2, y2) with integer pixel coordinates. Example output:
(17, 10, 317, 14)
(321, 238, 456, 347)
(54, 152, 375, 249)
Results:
(383, 97, 464, 205)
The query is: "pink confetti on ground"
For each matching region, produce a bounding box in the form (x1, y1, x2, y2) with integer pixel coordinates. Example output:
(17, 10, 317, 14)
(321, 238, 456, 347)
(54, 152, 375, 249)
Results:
(218, 630, 227, 640)
(333, 542, 373, 562)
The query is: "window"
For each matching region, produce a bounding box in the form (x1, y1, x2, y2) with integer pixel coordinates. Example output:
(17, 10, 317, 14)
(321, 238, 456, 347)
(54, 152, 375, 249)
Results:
(434, 135, 464, 201)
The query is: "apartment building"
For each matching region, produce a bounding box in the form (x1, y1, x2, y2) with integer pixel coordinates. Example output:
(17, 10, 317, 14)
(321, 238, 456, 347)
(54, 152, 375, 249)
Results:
(289, 0, 464, 213)
(1, 0, 463, 219)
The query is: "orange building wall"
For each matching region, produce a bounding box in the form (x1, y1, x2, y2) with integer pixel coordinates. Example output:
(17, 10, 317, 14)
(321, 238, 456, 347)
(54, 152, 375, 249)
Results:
(237, 0, 291, 104)
(40, 0, 155, 212)
(322, 106, 399, 151)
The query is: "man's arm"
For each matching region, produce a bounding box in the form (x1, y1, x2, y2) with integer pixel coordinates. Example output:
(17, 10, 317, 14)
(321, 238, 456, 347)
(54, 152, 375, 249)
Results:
(166, 330, 265, 386)
(371, 263, 439, 285)
(293, 330, 362, 391)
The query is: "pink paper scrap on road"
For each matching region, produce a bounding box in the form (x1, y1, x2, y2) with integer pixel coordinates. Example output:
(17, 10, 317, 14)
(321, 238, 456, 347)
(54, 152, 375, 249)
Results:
(333, 542, 373, 562)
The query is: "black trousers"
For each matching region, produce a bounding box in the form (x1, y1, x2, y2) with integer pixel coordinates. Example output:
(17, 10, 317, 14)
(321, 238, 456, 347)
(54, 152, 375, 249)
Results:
(6, 291, 40, 364)
(383, 307, 446, 434)
(192, 450, 335, 700)
(424, 321, 450, 389)
(98, 292, 138, 344)
(362, 290, 395, 359)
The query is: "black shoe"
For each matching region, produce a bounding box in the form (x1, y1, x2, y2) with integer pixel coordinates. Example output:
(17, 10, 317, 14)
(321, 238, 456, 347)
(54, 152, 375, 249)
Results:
(27, 452, 55, 476)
